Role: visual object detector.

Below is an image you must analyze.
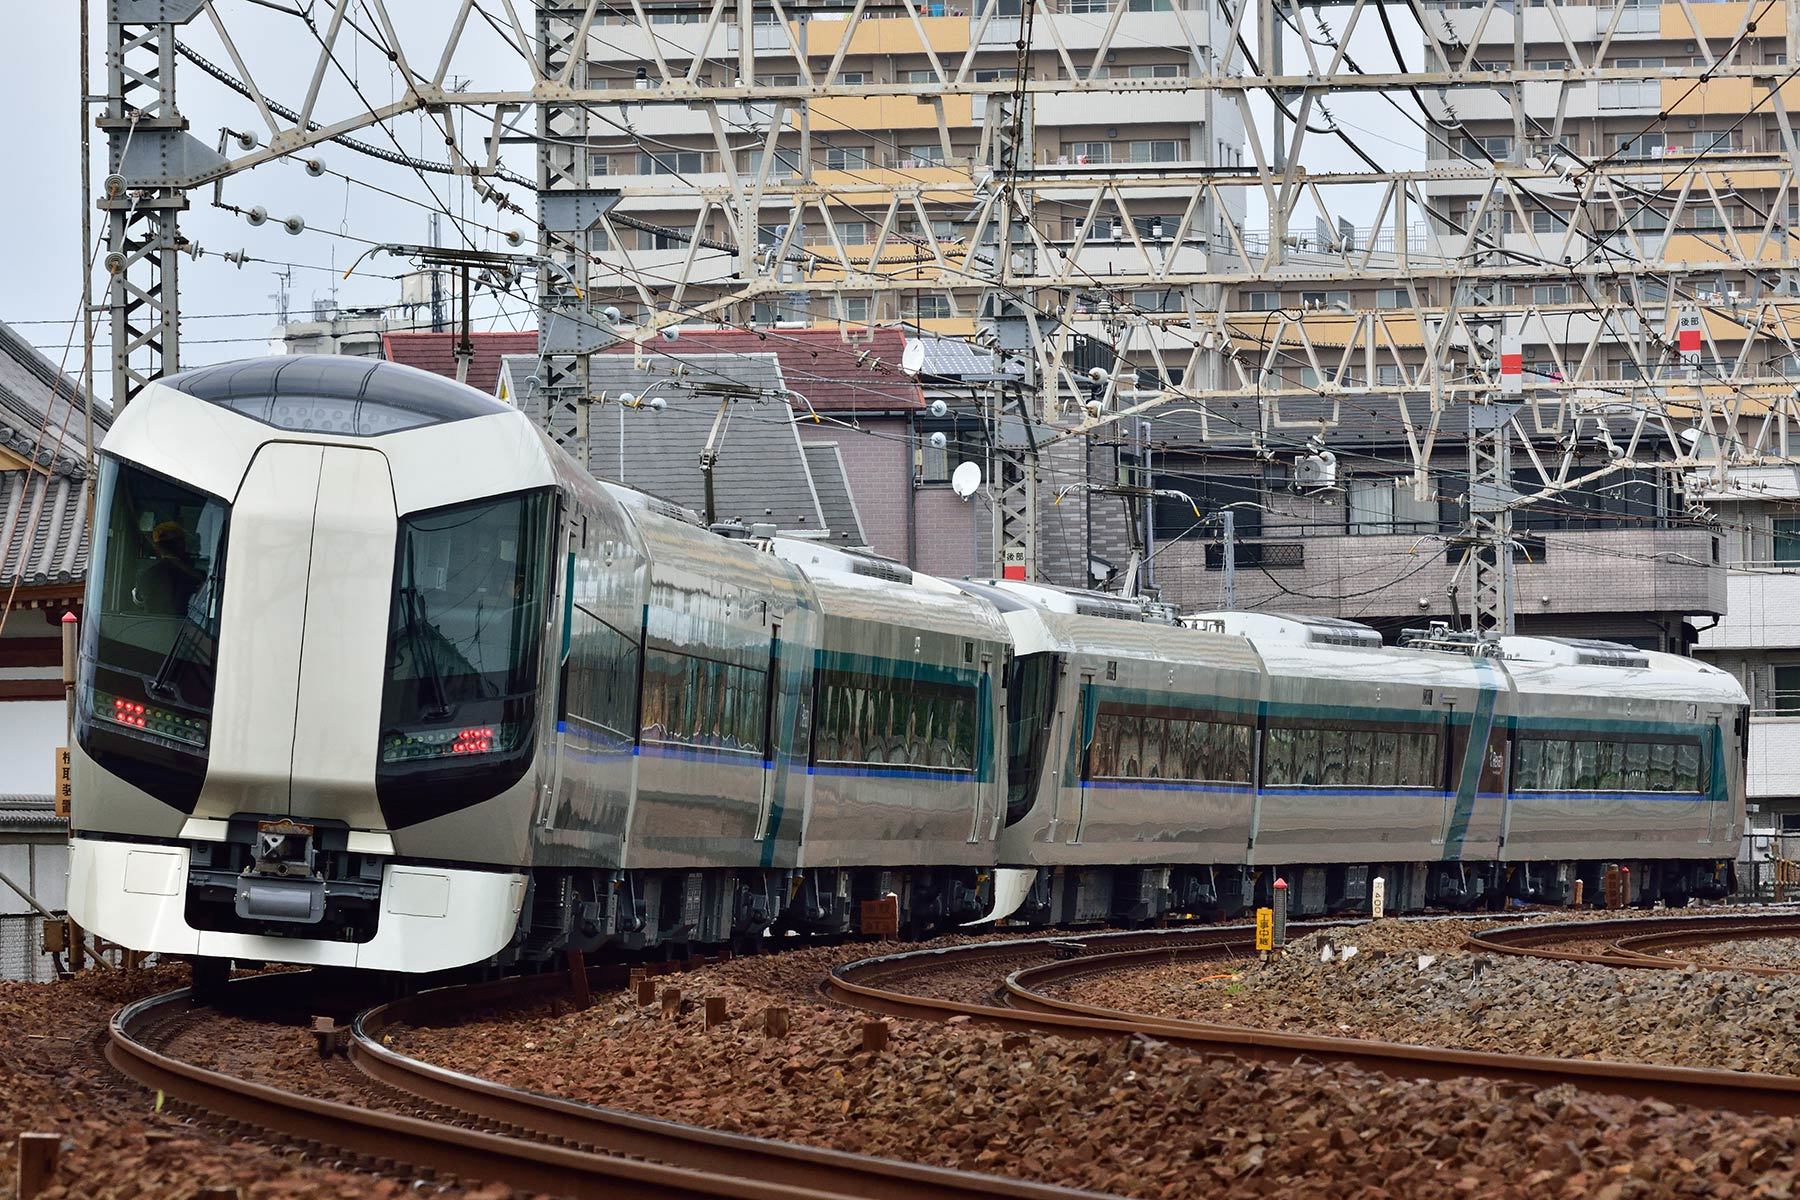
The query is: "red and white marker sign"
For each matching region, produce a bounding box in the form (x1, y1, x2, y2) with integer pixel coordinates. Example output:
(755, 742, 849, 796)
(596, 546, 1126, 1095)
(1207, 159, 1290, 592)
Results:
(1678, 308, 1703, 367)
(1499, 333, 1523, 395)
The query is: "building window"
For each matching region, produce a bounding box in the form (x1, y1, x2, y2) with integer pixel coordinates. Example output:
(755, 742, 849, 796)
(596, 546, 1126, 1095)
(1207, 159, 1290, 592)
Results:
(917, 417, 984, 482)
(1772, 665, 1800, 712)
(836, 71, 866, 84)
(902, 144, 946, 165)
(1532, 284, 1571, 305)
(637, 150, 705, 174)
(1774, 516, 1800, 563)
(809, 220, 868, 246)
(1067, 141, 1112, 164)
(834, 295, 871, 323)
(825, 146, 870, 171)
(1376, 364, 1404, 386)
(1129, 139, 1182, 162)
(1375, 288, 1410, 309)
(1300, 289, 1350, 309)
(1127, 63, 1183, 78)
(1347, 477, 1443, 534)
(1133, 288, 1183, 312)
(910, 294, 952, 320)
(1245, 291, 1281, 311)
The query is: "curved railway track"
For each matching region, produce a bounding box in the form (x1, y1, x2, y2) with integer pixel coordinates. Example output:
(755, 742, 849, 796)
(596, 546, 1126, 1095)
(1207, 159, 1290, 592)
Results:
(826, 912, 1800, 1118)
(106, 969, 1104, 1200)
(101, 910, 1800, 1199)
(1471, 912, 1800, 975)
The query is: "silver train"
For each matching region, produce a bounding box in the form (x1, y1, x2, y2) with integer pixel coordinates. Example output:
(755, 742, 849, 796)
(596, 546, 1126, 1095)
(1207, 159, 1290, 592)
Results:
(67, 356, 1748, 973)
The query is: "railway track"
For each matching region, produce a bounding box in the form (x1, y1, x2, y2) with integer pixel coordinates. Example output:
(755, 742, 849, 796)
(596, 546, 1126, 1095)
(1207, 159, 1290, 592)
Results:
(826, 912, 1800, 1118)
(105, 966, 1104, 1200)
(1470, 911, 1800, 975)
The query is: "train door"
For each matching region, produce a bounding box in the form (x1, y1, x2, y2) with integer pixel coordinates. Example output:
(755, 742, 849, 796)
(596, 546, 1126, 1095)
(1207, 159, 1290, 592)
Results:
(1071, 673, 1096, 843)
(1705, 705, 1732, 844)
(754, 622, 782, 841)
(535, 516, 579, 830)
(969, 651, 997, 843)
(1438, 682, 1505, 857)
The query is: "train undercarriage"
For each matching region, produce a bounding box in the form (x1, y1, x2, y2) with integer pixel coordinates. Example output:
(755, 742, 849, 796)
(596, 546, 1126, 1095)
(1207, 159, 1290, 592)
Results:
(503, 856, 1737, 964)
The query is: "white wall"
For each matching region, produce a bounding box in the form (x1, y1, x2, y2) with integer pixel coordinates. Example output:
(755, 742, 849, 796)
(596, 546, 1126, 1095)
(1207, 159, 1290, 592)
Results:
(0, 702, 66, 797)
(0, 843, 67, 915)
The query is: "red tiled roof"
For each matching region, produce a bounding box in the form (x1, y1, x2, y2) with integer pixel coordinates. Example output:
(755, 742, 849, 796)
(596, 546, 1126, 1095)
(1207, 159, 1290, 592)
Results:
(605, 327, 922, 411)
(380, 331, 539, 397)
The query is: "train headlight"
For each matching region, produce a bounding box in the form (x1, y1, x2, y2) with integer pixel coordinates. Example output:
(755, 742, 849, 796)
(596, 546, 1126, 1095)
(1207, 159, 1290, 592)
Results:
(381, 724, 518, 764)
(94, 690, 209, 749)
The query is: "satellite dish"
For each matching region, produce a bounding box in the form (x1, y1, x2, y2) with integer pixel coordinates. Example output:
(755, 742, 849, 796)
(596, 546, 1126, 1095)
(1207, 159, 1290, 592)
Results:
(951, 461, 982, 499)
(901, 340, 926, 377)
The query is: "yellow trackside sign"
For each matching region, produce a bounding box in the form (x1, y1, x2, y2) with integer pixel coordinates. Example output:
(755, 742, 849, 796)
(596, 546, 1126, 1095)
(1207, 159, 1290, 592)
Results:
(1254, 907, 1273, 952)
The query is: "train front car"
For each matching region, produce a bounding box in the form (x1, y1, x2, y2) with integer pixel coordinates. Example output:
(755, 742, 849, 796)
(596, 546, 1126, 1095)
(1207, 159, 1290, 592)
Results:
(67, 356, 573, 972)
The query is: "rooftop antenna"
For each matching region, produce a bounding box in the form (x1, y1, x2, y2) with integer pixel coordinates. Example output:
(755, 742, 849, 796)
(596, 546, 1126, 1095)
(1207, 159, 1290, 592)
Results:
(269, 266, 292, 326)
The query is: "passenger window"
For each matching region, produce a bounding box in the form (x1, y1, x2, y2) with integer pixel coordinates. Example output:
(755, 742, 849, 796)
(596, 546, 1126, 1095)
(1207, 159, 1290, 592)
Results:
(1623, 741, 1651, 790)
(1515, 739, 1543, 789)
(1675, 742, 1702, 791)
(1320, 729, 1347, 787)
(1141, 717, 1165, 779)
(1263, 726, 1293, 785)
(1345, 731, 1374, 786)
(1373, 731, 1400, 786)
(1294, 727, 1322, 786)
(1596, 741, 1623, 790)
(1571, 741, 1599, 790)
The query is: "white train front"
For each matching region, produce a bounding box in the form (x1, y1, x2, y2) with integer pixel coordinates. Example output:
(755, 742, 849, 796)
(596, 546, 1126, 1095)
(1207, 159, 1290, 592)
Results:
(67, 356, 1748, 974)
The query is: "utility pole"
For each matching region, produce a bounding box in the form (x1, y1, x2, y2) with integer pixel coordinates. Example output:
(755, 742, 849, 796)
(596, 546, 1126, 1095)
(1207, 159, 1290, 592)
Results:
(1220, 508, 1237, 611)
(100, 1, 225, 409)
(534, 5, 619, 449)
(1464, 401, 1519, 637)
(981, 80, 1041, 581)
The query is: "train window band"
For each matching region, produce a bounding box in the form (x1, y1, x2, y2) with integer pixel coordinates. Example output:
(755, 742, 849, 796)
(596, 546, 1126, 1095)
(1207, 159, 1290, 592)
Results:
(812, 662, 981, 772)
(1262, 724, 1443, 789)
(76, 456, 230, 809)
(1086, 705, 1255, 784)
(1513, 734, 1707, 793)
(376, 489, 553, 822)
(639, 647, 769, 755)
(560, 603, 641, 741)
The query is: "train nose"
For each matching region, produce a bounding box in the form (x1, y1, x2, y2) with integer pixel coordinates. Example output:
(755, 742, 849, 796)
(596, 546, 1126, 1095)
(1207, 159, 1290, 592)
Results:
(196, 443, 396, 825)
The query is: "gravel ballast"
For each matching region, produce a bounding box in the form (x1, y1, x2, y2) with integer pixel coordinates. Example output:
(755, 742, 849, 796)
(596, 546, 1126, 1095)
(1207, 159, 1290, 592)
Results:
(395, 931, 1800, 1199)
(1048, 919, 1800, 1075)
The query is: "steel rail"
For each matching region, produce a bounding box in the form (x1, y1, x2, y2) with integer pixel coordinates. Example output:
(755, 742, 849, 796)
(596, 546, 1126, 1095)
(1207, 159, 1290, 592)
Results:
(1470, 912, 1800, 972)
(828, 916, 1800, 1119)
(351, 980, 1103, 1200)
(108, 979, 1080, 1200)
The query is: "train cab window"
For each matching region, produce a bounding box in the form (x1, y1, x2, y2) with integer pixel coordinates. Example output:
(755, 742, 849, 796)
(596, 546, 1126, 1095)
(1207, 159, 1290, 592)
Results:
(77, 457, 231, 809)
(376, 489, 554, 822)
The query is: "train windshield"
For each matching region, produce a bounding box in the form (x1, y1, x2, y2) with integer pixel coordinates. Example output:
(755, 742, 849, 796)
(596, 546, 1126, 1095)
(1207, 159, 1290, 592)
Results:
(77, 457, 229, 806)
(377, 489, 554, 812)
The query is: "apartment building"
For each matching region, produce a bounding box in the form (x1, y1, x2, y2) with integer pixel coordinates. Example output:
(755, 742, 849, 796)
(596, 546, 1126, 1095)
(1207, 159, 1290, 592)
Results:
(569, 0, 1246, 337)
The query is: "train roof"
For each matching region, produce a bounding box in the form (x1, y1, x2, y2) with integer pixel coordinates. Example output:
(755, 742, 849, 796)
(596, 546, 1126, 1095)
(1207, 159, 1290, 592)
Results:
(160, 354, 507, 437)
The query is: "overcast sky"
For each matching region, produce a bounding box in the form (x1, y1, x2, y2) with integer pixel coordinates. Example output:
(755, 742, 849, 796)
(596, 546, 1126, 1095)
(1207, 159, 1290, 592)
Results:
(5, 4, 1420, 403)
